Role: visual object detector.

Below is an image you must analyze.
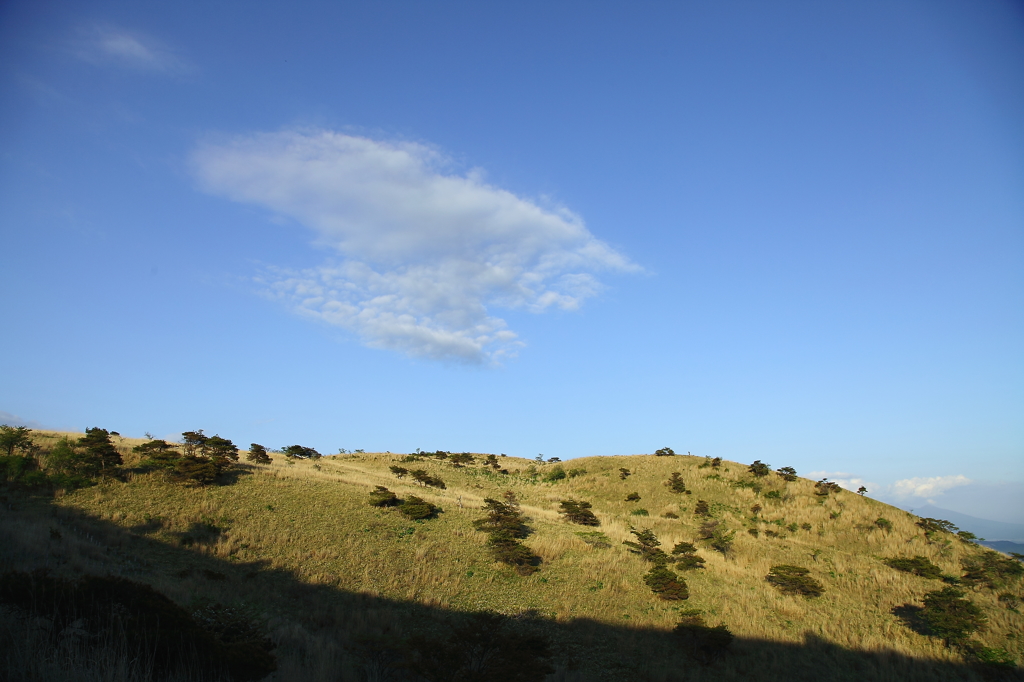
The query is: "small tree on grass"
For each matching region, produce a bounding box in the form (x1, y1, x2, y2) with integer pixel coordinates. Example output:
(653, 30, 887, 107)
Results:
(710, 457, 722, 469)
(78, 427, 122, 477)
(694, 500, 711, 518)
(449, 453, 474, 466)
(0, 425, 33, 458)
(654, 447, 676, 456)
(399, 496, 440, 520)
(204, 435, 239, 470)
(390, 465, 408, 478)
(666, 472, 686, 493)
(776, 466, 797, 482)
(173, 455, 219, 486)
(283, 444, 321, 460)
(697, 521, 735, 555)
(246, 443, 271, 465)
(883, 556, 944, 580)
(671, 542, 706, 571)
(747, 460, 771, 478)
(411, 469, 446, 489)
(558, 499, 599, 526)
(542, 465, 567, 482)
(369, 486, 399, 507)
(618, 468, 631, 480)
(644, 565, 689, 600)
(919, 586, 986, 646)
(45, 437, 96, 488)
(814, 478, 841, 496)
(625, 492, 641, 502)
(766, 565, 824, 598)
(622, 528, 669, 564)
(474, 492, 540, 574)
(133, 439, 180, 470)
(960, 551, 1024, 590)
(875, 517, 893, 532)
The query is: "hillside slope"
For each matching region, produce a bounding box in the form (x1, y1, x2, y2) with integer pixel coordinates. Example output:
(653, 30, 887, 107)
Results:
(2, 431, 1022, 681)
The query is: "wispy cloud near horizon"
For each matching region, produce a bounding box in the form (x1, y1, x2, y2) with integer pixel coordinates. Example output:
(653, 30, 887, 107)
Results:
(192, 129, 638, 363)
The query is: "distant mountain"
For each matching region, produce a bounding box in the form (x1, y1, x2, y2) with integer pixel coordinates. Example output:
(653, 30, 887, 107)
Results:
(980, 540, 1024, 555)
(912, 504, 1024, 542)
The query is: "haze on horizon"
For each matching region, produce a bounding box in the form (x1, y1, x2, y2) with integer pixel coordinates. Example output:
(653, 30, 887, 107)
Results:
(0, 0, 1021, 524)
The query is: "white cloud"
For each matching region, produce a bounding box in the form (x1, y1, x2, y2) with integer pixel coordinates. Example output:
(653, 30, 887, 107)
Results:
(807, 471, 875, 494)
(193, 129, 638, 362)
(889, 475, 971, 500)
(74, 26, 186, 73)
(0, 411, 49, 430)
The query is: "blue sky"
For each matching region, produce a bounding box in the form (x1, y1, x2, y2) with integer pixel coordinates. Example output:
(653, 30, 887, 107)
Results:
(1, 1, 1022, 523)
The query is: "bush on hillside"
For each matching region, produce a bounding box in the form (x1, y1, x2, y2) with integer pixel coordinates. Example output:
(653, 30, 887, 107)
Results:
(449, 453, 474, 466)
(558, 499, 600, 526)
(666, 472, 686, 493)
(389, 465, 408, 478)
(644, 565, 689, 600)
(919, 586, 986, 646)
(246, 443, 271, 465)
(475, 492, 540, 574)
(618, 468, 631, 480)
(694, 500, 711, 517)
(623, 528, 669, 564)
(654, 447, 676, 456)
(0, 425, 34, 458)
(776, 466, 798, 482)
(625, 492, 641, 502)
(697, 521, 735, 555)
(766, 565, 824, 598)
(671, 542, 706, 571)
(748, 460, 771, 477)
(78, 428, 122, 477)
(368, 486, 399, 507)
(960, 551, 1024, 590)
(173, 455, 219, 486)
(398, 496, 439, 520)
(133, 439, 180, 470)
(411, 469, 446, 489)
(486, 530, 541, 575)
(883, 556, 944, 580)
(542, 465, 567, 482)
(282, 444, 321, 460)
(674, 613, 734, 663)
(814, 478, 841, 496)
(874, 517, 893, 532)
(661, 511, 679, 519)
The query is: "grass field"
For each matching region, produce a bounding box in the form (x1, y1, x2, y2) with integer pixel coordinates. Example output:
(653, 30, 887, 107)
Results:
(1, 431, 1021, 681)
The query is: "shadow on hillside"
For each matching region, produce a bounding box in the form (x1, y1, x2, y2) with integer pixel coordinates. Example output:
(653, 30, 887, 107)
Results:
(1, 491, 1020, 682)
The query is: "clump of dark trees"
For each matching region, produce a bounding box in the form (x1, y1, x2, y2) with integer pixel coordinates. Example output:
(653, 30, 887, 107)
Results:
(558, 499, 599, 526)
(389, 465, 447, 489)
(368, 486, 441, 520)
(623, 528, 689, 600)
(765, 565, 825, 598)
(474, 492, 541, 575)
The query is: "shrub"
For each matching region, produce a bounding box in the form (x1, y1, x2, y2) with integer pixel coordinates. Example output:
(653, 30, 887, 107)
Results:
(618, 467, 631, 480)
(967, 644, 1016, 669)
(874, 517, 893, 532)
(133, 439, 181, 469)
(282, 444, 321, 460)
(411, 469, 446, 489)
(399, 496, 440, 520)
(173, 455, 219, 485)
(622, 528, 669, 564)
(763, 490, 782, 500)
(750, 503, 762, 516)
(475, 492, 540, 574)
(449, 453, 474, 466)
(711, 457, 722, 469)
(567, 467, 586, 478)
(674, 614, 733, 663)
(697, 521, 735, 555)
(661, 511, 679, 519)
(45, 437, 100, 486)
(542, 465, 567, 482)
(0, 425, 33, 457)
(625, 492, 641, 502)
(671, 542, 705, 571)
(814, 478, 841, 496)
(919, 586, 986, 646)
(748, 460, 771, 477)
(884, 556, 944, 580)
(776, 466, 797, 482)
(694, 500, 710, 517)
(389, 465, 408, 478)
(654, 447, 676, 456)
(960, 551, 1024, 590)
(486, 530, 541, 575)
(78, 427, 122, 477)
(643, 565, 688, 600)
(558, 499, 599, 526)
(666, 472, 687, 493)
(368, 486, 399, 507)
(630, 508, 649, 516)
(246, 443, 271, 465)
(800, 522, 812, 531)
(766, 565, 824, 598)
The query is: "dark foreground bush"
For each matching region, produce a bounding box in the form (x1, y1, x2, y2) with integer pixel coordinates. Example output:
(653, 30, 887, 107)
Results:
(558, 499, 600, 526)
(884, 556, 944, 580)
(674, 613, 733, 663)
(766, 565, 824, 598)
(0, 571, 275, 681)
(920, 586, 986, 646)
(643, 565, 689, 600)
(961, 551, 1024, 590)
(399, 495, 440, 520)
(368, 485, 399, 507)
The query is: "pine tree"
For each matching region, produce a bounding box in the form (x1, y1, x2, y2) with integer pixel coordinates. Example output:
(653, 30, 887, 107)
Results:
(666, 472, 687, 493)
(78, 427, 122, 476)
(246, 444, 271, 465)
(558, 499, 600, 526)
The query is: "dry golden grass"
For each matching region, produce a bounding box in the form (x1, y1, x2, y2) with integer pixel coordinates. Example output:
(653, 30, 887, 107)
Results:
(3, 433, 1021, 680)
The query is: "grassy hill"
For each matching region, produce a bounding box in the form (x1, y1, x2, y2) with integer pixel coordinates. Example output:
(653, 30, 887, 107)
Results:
(2, 430, 1022, 681)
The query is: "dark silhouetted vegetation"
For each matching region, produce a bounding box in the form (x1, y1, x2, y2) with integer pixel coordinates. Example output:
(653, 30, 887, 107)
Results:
(558, 499, 599, 526)
(776, 466, 798, 482)
(674, 612, 734, 663)
(368, 486, 399, 507)
(694, 499, 710, 517)
(666, 472, 687, 493)
(246, 443, 271, 465)
(399, 495, 440, 520)
(654, 447, 676, 456)
(625, 491, 641, 502)
(884, 556, 944, 580)
(474, 492, 540, 574)
(919, 586, 986, 646)
(748, 460, 771, 477)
